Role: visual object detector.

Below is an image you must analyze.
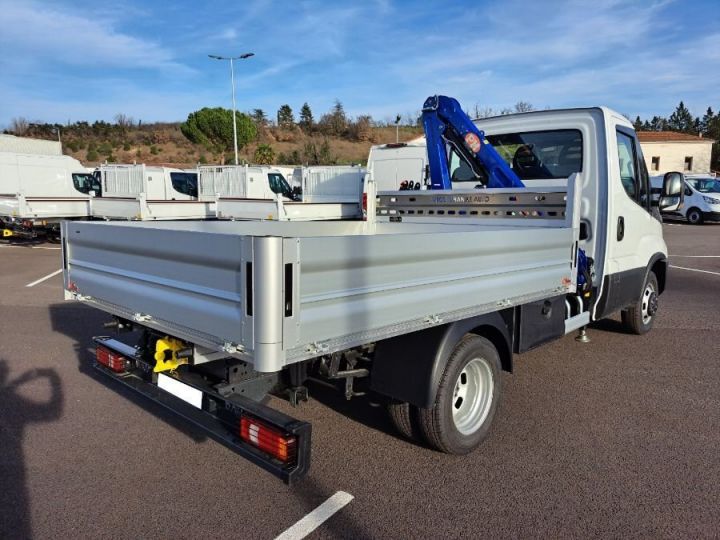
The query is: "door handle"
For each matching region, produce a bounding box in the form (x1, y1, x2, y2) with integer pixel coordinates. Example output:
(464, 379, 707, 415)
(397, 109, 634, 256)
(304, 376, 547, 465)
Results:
(617, 216, 625, 241)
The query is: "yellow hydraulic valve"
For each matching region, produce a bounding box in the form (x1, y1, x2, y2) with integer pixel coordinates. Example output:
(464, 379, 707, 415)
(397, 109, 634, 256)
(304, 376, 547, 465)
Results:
(2, 229, 12, 238)
(153, 336, 189, 373)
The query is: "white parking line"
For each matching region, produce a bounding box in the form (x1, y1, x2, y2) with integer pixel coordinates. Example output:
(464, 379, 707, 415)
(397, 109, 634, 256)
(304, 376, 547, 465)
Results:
(0, 245, 62, 250)
(670, 255, 720, 258)
(670, 265, 720, 277)
(26, 269, 63, 287)
(275, 491, 354, 540)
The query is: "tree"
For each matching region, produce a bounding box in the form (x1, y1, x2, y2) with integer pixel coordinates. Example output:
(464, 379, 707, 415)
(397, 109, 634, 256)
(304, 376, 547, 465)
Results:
(277, 105, 294, 128)
(667, 101, 695, 134)
(325, 100, 347, 135)
(10, 117, 29, 135)
(349, 115, 373, 141)
(303, 138, 334, 165)
(254, 144, 275, 165)
(251, 109, 268, 128)
(180, 107, 256, 154)
(514, 101, 534, 113)
(649, 116, 667, 131)
(699, 107, 715, 135)
(633, 116, 643, 131)
(114, 113, 134, 129)
(299, 102, 314, 131)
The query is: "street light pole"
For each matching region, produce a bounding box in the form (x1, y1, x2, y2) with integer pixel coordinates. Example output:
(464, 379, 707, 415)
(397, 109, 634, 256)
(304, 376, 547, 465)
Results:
(208, 52, 254, 165)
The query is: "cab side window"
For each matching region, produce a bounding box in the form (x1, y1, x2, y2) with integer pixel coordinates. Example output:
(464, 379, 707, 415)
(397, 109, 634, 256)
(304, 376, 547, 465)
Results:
(616, 130, 651, 212)
(616, 131, 638, 199)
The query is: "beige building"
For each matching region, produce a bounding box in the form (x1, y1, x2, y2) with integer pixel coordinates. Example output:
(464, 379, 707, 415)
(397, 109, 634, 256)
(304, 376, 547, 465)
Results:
(638, 131, 714, 175)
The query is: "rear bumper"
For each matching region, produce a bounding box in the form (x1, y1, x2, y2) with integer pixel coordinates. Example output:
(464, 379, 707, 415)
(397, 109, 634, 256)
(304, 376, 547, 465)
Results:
(93, 337, 311, 484)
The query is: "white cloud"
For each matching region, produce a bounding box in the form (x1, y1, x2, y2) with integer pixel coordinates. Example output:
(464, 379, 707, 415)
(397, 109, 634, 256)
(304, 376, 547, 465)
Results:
(0, 0, 192, 74)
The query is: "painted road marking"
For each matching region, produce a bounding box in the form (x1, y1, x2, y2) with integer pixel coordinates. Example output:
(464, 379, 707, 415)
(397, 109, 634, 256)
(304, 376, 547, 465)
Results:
(275, 491, 354, 540)
(0, 245, 62, 250)
(26, 269, 63, 288)
(670, 255, 720, 258)
(670, 265, 720, 277)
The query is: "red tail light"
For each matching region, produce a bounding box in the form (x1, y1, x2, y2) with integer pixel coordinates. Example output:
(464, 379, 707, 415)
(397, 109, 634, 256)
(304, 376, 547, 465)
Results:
(362, 193, 367, 212)
(239, 415, 297, 464)
(96, 345, 129, 373)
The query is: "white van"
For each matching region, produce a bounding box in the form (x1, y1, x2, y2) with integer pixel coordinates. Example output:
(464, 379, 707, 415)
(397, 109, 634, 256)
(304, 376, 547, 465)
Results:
(652, 174, 720, 224)
(0, 152, 97, 238)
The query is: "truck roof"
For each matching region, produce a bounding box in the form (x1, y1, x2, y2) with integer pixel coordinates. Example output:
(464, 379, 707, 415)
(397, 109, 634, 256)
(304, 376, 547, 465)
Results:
(474, 106, 632, 130)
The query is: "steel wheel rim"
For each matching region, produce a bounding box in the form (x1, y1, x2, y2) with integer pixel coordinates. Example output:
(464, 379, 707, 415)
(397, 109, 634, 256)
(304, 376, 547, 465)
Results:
(641, 282, 657, 325)
(689, 211, 700, 223)
(451, 357, 494, 435)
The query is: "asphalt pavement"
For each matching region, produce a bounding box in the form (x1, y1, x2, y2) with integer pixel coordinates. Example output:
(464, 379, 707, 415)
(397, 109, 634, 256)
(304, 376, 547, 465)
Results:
(0, 223, 719, 539)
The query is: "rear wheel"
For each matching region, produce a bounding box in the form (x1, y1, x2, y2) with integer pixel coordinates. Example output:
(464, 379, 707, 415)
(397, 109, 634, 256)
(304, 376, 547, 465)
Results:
(418, 335, 501, 454)
(687, 208, 704, 225)
(387, 400, 422, 441)
(621, 271, 659, 335)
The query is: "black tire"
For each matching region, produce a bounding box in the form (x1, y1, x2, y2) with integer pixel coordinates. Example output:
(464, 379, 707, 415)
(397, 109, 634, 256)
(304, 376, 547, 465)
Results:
(387, 400, 422, 441)
(686, 208, 704, 225)
(417, 335, 501, 454)
(621, 271, 659, 335)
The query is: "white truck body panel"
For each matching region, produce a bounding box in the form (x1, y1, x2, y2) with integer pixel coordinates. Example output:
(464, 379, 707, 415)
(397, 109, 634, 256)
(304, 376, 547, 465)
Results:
(63, 182, 579, 372)
(292, 166, 365, 203)
(93, 164, 209, 220)
(0, 135, 62, 156)
(367, 144, 427, 191)
(0, 152, 92, 220)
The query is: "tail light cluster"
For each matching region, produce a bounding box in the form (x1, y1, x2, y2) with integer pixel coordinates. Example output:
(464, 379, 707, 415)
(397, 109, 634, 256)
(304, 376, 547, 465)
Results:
(239, 415, 297, 465)
(96, 345, 130, 373)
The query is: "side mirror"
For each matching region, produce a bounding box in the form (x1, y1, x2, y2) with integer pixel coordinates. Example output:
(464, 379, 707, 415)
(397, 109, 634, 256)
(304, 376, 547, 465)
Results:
(88, 190, 96, 198)
(659, 171, 684, 211)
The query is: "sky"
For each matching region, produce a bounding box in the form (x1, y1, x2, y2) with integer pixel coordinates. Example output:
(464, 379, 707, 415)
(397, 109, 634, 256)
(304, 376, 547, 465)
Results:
(0, 0, 719, 128)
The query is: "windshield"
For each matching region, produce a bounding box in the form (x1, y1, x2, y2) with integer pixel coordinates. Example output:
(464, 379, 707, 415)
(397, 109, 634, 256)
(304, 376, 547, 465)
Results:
(268, 173, 292, 197)
(170, 172, 199, 197)
(486, 130, 583, 180)
(72, 173, 102, 195)
(688, 178, 720, 193)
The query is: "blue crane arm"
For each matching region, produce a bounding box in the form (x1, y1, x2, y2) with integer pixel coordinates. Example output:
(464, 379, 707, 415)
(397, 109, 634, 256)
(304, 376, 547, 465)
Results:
(421, 95, 525, 189)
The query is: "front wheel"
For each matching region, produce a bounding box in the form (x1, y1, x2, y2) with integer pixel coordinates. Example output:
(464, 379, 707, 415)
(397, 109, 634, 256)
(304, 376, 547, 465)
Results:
(687, 208, 704, 225)
(621, 271, 659, 335)
(418, 335, 501, 454)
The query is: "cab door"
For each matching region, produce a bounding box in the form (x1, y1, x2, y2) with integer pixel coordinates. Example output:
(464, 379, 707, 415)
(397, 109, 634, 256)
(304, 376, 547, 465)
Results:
(599, 125, 666, 317)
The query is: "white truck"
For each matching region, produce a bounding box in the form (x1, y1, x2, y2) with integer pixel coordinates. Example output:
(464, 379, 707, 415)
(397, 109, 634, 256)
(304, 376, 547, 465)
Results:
(209, 165, 363, 221)
(651, 173, 720, 224)
(1, 152, 97, 239)
(61, 104, 682, 483)
(91, 164, 212, 221)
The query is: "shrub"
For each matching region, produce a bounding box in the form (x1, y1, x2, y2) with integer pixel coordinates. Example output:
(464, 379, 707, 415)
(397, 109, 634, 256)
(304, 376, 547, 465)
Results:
(86, 149, 99, 161)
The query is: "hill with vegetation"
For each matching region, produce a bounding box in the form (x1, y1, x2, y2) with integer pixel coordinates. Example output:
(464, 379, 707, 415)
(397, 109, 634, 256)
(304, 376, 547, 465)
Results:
(6, 100, 718, 170)
(5, 101, 423, 168)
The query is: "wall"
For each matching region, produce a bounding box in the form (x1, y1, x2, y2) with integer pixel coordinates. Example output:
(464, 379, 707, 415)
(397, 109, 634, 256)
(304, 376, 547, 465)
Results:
(640, 141, 713, 174)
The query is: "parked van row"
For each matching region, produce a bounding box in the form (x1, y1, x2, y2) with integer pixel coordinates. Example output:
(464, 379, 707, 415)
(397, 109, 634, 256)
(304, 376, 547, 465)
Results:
(0, 153, 367, 238)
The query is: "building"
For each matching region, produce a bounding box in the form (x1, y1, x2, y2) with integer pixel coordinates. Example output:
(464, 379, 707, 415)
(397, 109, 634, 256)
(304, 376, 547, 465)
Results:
(638, 131, 714, 175)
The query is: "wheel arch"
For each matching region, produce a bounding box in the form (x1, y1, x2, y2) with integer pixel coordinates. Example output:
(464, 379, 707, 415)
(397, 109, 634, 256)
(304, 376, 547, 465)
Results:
(370, 309, 513, 408)
(649, 254, 667, 294)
